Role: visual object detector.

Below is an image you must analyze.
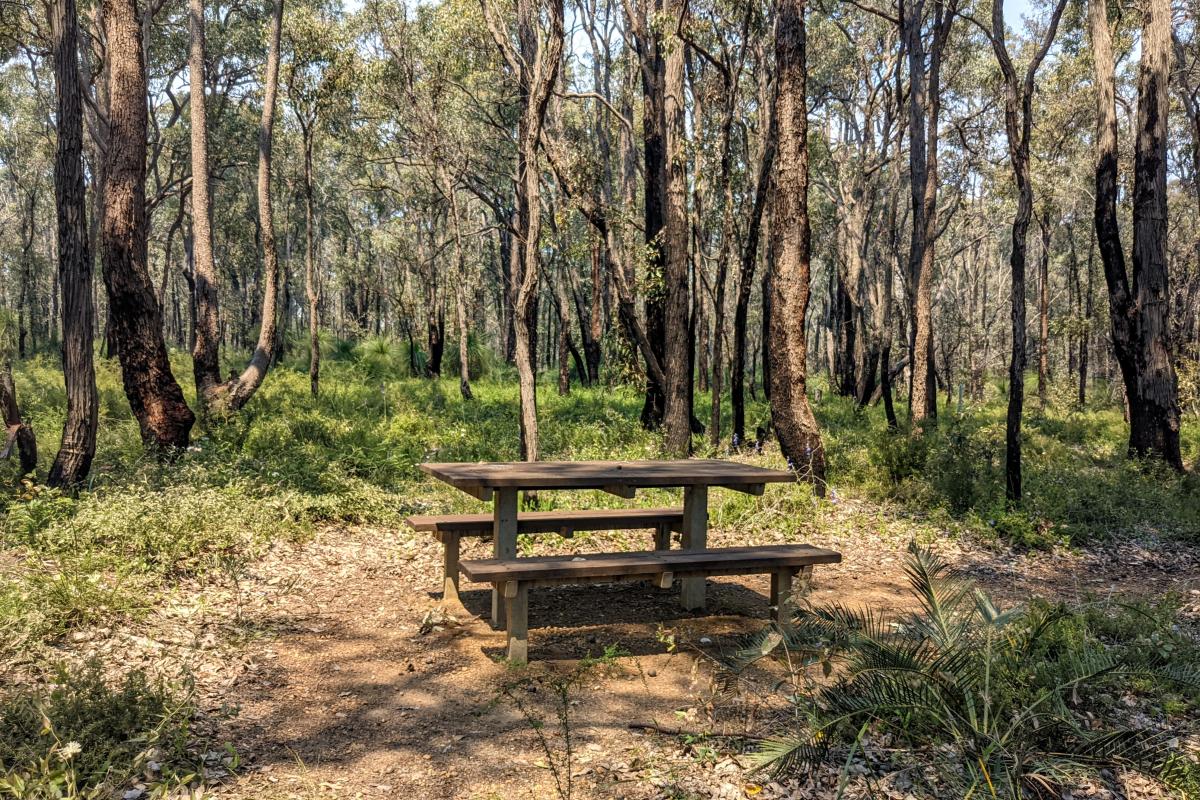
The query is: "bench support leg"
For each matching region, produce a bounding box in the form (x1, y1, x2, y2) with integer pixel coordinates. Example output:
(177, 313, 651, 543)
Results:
(505, 582, 529, 665)
(680, 485, 708, 611)
(441, 532, 461, 604)
(653, 522, 671, 551)
(770, 569, 794, 628)
(492, 488, 519, 629)
(771, 565, 814, 630)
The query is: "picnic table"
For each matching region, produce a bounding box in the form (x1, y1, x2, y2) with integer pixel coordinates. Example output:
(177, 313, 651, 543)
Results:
(419, 459, 797, 624)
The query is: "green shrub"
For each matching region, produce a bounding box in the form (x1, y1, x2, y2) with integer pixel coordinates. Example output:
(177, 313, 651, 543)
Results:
(926, 416, 1002, 513)
(0, 661, 194, 797)
(728, 543, 1200, 798)
(869, 425, 930, 485)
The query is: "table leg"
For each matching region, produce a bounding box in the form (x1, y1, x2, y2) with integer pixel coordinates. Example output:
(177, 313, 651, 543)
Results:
(680, 484, 708, 611)
(505, 581, 529, 664)
(441, 531, 461, 605)
(492, 487, 519, 628)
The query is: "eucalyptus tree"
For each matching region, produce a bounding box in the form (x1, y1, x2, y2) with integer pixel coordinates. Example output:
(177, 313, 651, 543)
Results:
(285, 0, 352, 397)
(189, 0, 222, 406)
(45, 0, 98, 486)
(902, 0, 958, 426)
(482, 0, 564, 462)
(100, 0, 196, 449)
(682, 0, 757, 445)
(973, 0, 1067, 502)
(1089, 0, 1184, 469)
(224, 0, 285, 411)
(811, 7, 901, 408)
(770, 0, 825, 490)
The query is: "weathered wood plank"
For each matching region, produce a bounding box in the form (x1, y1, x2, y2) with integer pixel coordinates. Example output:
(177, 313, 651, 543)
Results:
(408, 508, 686, 536)
(460, 545, 842, 584)
(420, 459, 797, 492)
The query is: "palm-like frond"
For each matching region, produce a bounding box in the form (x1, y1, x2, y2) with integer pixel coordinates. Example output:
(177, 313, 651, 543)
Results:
(902, 542, 977, 648)
(819, 672, 950, 728)
(748, 733, 829, 778)
(1035, 729, 1200, 797)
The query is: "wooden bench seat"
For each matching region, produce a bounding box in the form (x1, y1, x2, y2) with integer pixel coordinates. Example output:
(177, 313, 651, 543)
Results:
(460, 545, 842, 663)
(407, 508, 686, 602)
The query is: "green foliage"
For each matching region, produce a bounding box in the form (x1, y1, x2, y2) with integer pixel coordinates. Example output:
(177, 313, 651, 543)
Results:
(821, 376, 1200, 547)
(0, 661, 194, 798)
(726, 543, 1200, 798)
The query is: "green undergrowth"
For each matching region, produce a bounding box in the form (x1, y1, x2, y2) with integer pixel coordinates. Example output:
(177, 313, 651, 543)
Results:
(817, 381, 1200, 548)
(0, 660, 197, 799)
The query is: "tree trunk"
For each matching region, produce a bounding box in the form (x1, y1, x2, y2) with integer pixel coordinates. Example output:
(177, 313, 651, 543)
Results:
(490, 0, 564, 462)
(441, 165, 473, 400)
(189, 0, 222, 406)
(585, 236, 603, 383)
(225, 0, 284, 411)
(627, 0, 668, 431)
(731, 130, 774, 446)
(769, 0, 825, 492)
(45, 0, 98, 484)
(661, 0, 691, 454)
(1089, 0, 1183, 469)
(1037, 209, 1051, 401)
(1, 358, 37, 475)
(903, 0, 952, 427)
(989, 0, 1066, 501)
(1080, 224, 1095, 405)
(101, 0, 195, 450)
(303, 125, 320, 397)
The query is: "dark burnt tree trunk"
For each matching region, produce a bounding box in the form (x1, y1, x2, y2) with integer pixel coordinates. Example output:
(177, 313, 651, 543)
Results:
(1090, 0, 1184, 469)
(101, 0, 195, 450)
(626, 0, 669, 431)
(769, 0, 825, 492)
(988, 0, 1067, 503)
(46, 0, 99, 487)
(731, 129, 774, 446)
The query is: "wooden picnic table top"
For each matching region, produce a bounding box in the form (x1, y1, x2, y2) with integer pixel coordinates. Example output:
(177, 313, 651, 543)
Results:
(419, 459, 796, 492)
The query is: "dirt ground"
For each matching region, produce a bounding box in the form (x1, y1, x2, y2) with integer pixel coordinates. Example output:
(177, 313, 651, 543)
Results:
(107, 500, 1200, 800)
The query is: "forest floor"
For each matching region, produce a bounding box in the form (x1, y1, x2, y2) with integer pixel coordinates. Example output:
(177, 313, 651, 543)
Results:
(97, 502, 1200, 800)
